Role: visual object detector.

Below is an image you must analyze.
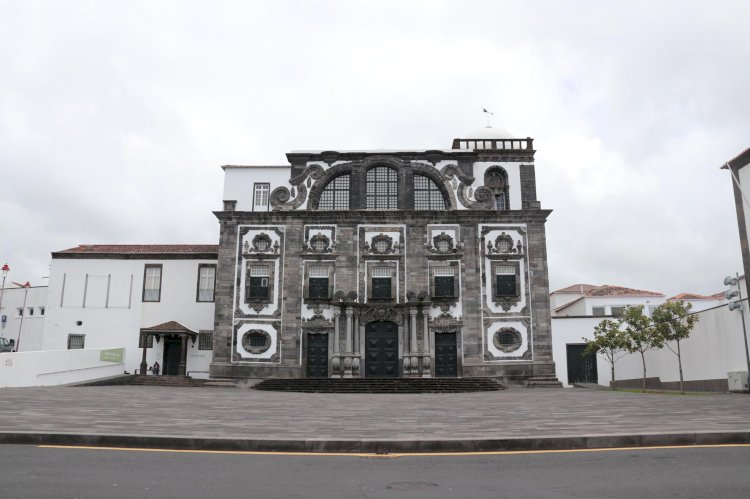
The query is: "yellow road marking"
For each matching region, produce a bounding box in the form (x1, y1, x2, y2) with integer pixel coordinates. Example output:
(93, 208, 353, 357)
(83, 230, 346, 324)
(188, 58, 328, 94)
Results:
(38, 443, 750, 458)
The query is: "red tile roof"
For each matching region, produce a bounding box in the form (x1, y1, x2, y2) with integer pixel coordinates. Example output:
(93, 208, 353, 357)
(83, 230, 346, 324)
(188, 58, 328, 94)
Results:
(551, 284, 599, 294)
(668, 292, 725, 301)
(585, 285, 664, 297)
(140, 321, 197, 334)
(55, 244, 218, 254)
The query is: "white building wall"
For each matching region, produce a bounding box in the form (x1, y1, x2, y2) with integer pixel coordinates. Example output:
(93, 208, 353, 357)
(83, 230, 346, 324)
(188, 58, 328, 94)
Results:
(223, 167, 290, 211)
(43, 257, 215, 377)
(0, 285, 47, 351)
(553, 298, 750, 388)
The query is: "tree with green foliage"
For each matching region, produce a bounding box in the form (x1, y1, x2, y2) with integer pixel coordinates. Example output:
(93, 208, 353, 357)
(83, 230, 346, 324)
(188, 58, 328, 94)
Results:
(584, 319, 628, 389)
(652, 301, 699, 394)
(620, 305, 663, 392)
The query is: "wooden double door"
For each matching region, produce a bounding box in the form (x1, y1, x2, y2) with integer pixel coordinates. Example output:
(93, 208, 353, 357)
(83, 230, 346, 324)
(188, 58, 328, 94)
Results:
(365, 321, 399, 378)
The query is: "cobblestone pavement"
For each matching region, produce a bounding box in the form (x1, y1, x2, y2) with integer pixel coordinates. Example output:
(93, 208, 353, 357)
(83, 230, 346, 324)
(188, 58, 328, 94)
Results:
(0, 386, 748, 440)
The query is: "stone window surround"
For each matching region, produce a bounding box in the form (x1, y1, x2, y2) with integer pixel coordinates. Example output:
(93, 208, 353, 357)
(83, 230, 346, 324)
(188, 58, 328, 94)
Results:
(366, 261, 399, 302)
(429, 261, 460, 300)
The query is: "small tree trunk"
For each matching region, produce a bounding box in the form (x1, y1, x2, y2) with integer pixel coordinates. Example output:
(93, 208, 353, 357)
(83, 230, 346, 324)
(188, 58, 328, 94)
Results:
(611, 362, 616, 390)
(677, 341, 684, 395)
(640, 350, 647, 393)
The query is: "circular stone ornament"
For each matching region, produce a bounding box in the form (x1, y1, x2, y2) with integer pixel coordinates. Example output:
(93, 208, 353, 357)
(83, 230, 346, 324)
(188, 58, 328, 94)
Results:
(242, 330, 272, 354)
(493, 327, 522, 353)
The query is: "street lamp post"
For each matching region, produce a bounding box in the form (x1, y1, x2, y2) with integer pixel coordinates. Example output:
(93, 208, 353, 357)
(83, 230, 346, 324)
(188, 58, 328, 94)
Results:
(13, 281, 30, 352)
(0, 264, 9, 330)
(725, 274, 750, 392)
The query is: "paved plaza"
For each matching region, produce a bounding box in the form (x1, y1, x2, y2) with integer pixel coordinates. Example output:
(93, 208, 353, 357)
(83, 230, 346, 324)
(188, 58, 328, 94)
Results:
(1, 386, 749, 447)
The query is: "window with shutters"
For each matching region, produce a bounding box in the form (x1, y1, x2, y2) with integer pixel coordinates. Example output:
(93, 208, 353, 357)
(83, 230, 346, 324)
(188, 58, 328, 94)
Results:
(308, 265, 330, 300)
(433, 266, 456, 298)
(247, 265, 270, 299)
(494, 265, 517, 297)
(371, 267, 392, 299)
(142, 264, 162, 302)
(253, 183, 270, 211)
(196, 264, 216, 302)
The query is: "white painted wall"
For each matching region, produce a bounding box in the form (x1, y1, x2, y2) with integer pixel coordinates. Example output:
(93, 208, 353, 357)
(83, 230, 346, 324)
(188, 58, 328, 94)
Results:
(0, 285, 47, 351)
(223, 167, 291, 211)
(0, 347, 126, 387)
(553, 297, 750, 388)
(44, 257, 215, 377)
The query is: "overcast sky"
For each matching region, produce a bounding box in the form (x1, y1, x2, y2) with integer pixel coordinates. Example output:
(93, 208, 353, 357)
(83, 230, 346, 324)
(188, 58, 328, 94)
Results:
(1, 0, 748, 296)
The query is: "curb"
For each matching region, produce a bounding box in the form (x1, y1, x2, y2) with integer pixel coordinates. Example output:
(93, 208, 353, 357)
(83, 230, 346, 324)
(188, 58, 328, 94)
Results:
(2, 431, 750, 454)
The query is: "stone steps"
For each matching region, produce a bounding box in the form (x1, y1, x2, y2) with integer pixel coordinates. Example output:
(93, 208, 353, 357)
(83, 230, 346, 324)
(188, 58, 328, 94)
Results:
(128, 376, 206, 387)
(526, 375, 563, 388)
(253, 378, 504, 393)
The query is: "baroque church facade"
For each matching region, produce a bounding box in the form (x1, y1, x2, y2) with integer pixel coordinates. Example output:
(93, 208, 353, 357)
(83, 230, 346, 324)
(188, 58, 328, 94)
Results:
(211, 131, 558, 384)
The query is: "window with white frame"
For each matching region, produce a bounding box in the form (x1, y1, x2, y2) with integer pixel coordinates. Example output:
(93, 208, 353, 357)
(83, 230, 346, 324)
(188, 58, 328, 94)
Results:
(432, 266, 456, 298)
(610, 306, 625, 317)
(592, 306, 606, 317)
(197, 264, 216, 302)
(319, 175, 350, 210)
(143, 264, 162, 302)
(253, 183, 270, 211)
(414, 175, 447, 210)
(366, 166, 398, 210)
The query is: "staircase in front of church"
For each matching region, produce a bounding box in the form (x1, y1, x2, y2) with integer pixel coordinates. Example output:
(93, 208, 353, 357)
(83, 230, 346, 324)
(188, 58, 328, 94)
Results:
(128, 375, 206, 387)
(253, 377, 504, 393)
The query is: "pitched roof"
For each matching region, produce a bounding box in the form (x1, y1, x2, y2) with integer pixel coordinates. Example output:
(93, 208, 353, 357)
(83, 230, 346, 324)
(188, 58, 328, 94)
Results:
(724, 147, 750, 169)
(140, 321, 197, 335)
(585, 285, 663, 297)
(52, 244, 218, 260)
(668, 292, 725, 301)
(551, 284, 599, 294)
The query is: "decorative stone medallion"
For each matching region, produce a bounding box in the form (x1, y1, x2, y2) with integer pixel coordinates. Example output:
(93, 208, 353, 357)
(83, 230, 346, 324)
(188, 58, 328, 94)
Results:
(242, 330, 272, 354)
(493, 327, 522, 353)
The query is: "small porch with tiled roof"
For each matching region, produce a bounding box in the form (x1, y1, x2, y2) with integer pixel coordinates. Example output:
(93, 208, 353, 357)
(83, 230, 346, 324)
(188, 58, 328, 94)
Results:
(139, 321, 198, 377)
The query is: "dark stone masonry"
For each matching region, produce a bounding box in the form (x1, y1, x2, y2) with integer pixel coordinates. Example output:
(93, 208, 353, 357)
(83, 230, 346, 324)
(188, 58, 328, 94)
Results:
(211, 134, 560, 385)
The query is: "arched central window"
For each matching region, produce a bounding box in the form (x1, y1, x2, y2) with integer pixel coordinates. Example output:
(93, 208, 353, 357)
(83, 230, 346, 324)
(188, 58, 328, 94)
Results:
(366, 167, 398, 210)
(414, 174, 447, 210)
(319, 174, 350, 210)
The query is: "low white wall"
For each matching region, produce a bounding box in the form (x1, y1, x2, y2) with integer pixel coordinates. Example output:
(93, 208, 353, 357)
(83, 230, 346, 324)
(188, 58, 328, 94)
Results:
(0, 347, 126, 388)
(552, 302, 750, 388)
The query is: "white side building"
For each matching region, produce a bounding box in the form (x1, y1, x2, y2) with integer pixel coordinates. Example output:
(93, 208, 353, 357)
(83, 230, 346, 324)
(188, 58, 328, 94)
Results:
(42, 245, 218, 378)
(0, 284, 48, 352)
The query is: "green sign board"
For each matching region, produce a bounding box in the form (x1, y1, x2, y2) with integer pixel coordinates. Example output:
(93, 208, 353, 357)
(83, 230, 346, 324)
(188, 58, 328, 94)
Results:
(100, 348, 124, 363)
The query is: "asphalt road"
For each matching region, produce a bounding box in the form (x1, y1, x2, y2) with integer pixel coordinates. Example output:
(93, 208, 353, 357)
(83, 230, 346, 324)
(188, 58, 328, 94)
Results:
(1, 444, 749, 498)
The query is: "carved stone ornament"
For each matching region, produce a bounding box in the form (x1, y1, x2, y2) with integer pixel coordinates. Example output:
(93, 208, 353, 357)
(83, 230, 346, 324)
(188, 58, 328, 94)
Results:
(495, 294, 522, 312)
(493, 327, 523, 353)
(307, 233, 332, 253)
(430, 313, 463, 333)
(492, 233, 516, 254)
(241, 329, 272, 354)
(302, 315, 334, 332)
(361, 306, 403, 325)
(368, 233, 396, 254)
(251, 233, 273, 253)
(431, 232, 455, 253)
(270, 183, 307, 211)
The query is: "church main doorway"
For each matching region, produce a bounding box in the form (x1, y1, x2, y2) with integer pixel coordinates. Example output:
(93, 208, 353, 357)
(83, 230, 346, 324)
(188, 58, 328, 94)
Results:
(306, 333, 329, 378)
(365, 321, 398, 378)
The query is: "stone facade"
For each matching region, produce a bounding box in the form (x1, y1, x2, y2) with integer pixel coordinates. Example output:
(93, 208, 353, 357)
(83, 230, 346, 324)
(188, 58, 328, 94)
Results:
(211, 134, 558, 385)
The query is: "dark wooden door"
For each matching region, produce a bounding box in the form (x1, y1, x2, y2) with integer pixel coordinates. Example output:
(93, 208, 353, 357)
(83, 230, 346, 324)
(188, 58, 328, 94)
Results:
(163, 338, 181, 376)
(435, 332, 458, 377)
(365, 321, 398, 378)
(306, 333, 329, 378)
(567, 344, 598, 384)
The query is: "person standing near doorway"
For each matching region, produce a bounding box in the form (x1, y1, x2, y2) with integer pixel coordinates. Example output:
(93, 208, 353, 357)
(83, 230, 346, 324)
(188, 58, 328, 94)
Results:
(152, 361, 160, 376)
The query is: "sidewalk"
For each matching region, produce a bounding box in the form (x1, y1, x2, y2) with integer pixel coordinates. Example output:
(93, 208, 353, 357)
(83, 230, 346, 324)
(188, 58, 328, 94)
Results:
(1, 386, 749, 453)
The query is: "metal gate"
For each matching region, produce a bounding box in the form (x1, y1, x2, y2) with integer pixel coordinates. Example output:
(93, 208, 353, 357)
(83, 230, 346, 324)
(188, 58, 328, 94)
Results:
(306, 333, 329, 378)
(435, 332, 458, 377)
(566, 344, 598, 384)
(365, 321, 399, 378)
